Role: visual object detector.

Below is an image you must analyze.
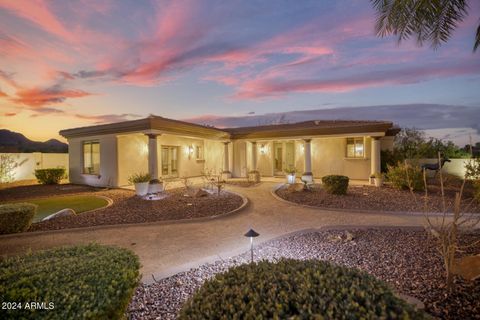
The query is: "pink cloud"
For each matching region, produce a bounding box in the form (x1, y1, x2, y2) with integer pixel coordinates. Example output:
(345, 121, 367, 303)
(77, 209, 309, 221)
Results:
(11, 85, 93, 107)
(0, 0, 75, 42)
(232, 60, 480, 99)
(0, 90, 8, 98)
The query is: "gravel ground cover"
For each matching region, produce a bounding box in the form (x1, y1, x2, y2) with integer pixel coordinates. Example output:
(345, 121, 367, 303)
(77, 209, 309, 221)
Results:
(275, 180, 480, 213)
(0, 184, 244, 232)
(128, 228, 480, 320)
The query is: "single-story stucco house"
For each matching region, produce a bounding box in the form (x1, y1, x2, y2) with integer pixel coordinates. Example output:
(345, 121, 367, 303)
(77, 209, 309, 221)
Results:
(59, 115, 399, 187)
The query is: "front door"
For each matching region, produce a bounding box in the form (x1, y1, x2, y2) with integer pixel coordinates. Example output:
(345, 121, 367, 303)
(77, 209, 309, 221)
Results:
(161, 146, 178, 177)
(273, 141, 295, 176)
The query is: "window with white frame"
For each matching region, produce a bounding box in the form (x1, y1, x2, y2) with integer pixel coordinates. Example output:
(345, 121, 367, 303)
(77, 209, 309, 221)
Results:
(346, 137, 364, 158)
(83, 141, 100, 174)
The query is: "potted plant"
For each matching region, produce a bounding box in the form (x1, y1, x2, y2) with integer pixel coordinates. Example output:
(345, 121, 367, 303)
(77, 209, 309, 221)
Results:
(284, 167, 297, 184)
(128, 173, 151, 196)
(372, 172, 384, 187)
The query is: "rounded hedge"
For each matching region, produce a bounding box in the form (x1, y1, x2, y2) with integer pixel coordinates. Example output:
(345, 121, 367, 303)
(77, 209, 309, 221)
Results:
(0, 203, 37, 234)
(179, 259, 427, 319)
(34, 168, 66, 185)
(321, 175, 349, 195)
(0, 244, 140, 319)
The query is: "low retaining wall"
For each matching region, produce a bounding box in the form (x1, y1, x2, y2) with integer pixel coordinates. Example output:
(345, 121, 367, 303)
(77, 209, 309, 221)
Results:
(1, 153, 69, 181)
(416, 158, 469, 178)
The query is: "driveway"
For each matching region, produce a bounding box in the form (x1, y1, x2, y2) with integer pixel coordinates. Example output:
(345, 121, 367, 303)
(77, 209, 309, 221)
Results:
(0, 182, 427, 282)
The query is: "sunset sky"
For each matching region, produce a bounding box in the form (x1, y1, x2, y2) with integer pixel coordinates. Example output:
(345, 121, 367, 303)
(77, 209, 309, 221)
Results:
(1, 0, 479, 144)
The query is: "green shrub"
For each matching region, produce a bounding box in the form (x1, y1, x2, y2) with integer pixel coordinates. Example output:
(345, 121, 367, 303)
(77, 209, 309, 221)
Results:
(34, 168, 66, 185)
(179, 259, 427, 319)
(321, 175, 349, 195)
(0, 244, 140, 320)
(0, 203, 37, 234)
(386, 162, 424, 191)
(128, 172, 151, 184)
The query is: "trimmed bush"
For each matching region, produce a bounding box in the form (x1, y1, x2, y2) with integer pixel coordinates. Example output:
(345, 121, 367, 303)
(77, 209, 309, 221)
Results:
(386, 162, 424, 191)
(179, 259, 427, 319)
(0, 244, 140, 320)
(0, 203, 37, 234)
(321, 175, 349, 195)
(34, 168, 66, 185)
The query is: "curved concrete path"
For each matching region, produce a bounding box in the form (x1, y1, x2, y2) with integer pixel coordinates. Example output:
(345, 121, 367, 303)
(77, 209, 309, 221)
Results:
(0, 182, 427, 282)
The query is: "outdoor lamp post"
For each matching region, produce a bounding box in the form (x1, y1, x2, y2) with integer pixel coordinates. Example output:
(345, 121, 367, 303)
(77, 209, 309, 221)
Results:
(244, 228, 259, 263)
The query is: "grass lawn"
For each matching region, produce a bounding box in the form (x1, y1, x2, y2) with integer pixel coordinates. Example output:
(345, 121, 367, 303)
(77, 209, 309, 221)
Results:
(22, 195, 109, 222)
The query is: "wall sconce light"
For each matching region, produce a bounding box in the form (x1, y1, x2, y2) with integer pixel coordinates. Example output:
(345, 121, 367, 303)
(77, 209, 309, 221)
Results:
(141, 143, 149, 155)
(300, 144, 305, 152)
(186, 145, 194, 159)
(259, 144, 266, 154)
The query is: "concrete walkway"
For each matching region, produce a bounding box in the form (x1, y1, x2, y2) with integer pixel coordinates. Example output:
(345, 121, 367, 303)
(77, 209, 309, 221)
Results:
(0, 182, 427, 282)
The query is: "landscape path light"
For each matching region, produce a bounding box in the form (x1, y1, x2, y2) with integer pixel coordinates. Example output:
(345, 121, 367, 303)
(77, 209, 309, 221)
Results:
(244, 228, 259, 263)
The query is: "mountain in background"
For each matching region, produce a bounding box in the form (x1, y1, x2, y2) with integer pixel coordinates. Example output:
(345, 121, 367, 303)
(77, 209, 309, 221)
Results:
(0, 129, 68, 153)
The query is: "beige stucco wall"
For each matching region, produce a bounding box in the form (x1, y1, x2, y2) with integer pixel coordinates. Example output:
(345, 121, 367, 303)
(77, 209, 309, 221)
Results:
(0, 152, 68, 181)
(116, 133, 227, 186)
(68, 134, 118, 187)
(204, 139, 224, 175)
(253, 136, 375, 180)
(117, 134, 149, 186)
(157, 134, 205, 178)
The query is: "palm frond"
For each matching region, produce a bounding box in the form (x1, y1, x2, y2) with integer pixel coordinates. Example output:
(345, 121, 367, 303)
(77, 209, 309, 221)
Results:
(371, 0, 471, 50)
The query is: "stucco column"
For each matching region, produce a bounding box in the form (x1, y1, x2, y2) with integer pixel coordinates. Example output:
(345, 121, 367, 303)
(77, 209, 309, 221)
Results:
(302, 139, 313, 183)
(251, 141, 257, 171)
(146, 134, 159, 181)
(371, 137, 381, 175)
(223, 141, 231, 174)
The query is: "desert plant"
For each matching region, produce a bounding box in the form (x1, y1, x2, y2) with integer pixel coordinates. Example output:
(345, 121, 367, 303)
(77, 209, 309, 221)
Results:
(179, 259, 427, 319)
(424, 153, 480, 290)
(321, 175, 349, 195)
(0, 203, 37, 234)
(283, 166, 297, 175)
(128, 172, 151, 184)
(0, 244, 140, 319)
(0, 154, 18, 183)
(386, 162, 424, 191)
(34, 168, 66, 185)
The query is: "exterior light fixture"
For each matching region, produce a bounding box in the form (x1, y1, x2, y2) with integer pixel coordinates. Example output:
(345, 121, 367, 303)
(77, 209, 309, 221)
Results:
(259, 144, 266, 154)
(186, 145, 194, 159)
(244, 228, 260, 263)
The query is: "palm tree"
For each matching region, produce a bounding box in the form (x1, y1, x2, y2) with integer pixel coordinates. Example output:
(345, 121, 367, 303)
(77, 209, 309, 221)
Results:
(371, 0, 480, 52)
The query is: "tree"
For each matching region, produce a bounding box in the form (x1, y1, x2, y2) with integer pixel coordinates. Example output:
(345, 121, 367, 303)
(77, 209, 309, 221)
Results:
(371, 0, 480, 52)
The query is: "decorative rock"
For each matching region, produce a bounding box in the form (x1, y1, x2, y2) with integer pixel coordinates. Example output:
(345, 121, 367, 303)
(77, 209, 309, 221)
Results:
(454, 255, 480, 281)
(397, 293, 425, 310)
(194, 189, 209, 198)
(42, 208, 76, 221)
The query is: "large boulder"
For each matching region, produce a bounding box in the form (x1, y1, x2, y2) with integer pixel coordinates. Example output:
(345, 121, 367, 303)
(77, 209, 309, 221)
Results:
(42, 208, 77, 221)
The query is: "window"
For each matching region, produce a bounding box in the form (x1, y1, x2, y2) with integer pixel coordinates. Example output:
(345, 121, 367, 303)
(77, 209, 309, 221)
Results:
(195, 145, 204, 160)
(83, 141, 100, 174)
(346, 137, 364, 158)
